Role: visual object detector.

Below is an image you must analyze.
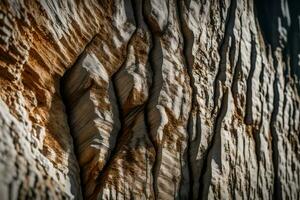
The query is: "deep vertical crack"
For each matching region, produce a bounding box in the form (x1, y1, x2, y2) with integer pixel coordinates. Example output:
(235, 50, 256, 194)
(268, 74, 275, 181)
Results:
(245, 33, 262, 191)
(145, 33, 163, 200)
(199, 89, 230, 199)
(212, 0, 237, 110)
(94, 22, 137, 185)
(245, 33, 257, 125)
(270, 56, 282, 200)
(176, 0, 195, 198)
(142, 1, 165, 198)
(60, 35, 98, 200)
(198, 0, 237, 198)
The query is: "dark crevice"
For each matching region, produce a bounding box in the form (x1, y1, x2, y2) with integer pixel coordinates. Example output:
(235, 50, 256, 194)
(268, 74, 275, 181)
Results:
(256, 101, 265, 198)
(94, 27, 137, 185)
(270, 57, 282, 200)
(90, 0, 140, 196)
(192, 112, 202, 200)
(176, 0, 195, 199)
(127, 2, 158, 196)
(92, 79, 124, 186)
(199, 89, 229, 199)
(227, 11, 243, 107)
(60, 35, 98, 200)
(232, 127, 238, 200)
(230, 41, 241, 198)
(142, 0, 166, 198)
(198, 0, 237, 198)
(244, 32, 262, 183)
(230, 33, 242, 111)
(250, 33, 263, 195)
(145, 34, 162, 200)
(244, 33, 257, 125)
(213, 0, 237, 112)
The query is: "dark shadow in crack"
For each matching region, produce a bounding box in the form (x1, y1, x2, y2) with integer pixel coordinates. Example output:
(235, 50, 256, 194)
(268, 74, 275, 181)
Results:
(45, 73, 83, 199)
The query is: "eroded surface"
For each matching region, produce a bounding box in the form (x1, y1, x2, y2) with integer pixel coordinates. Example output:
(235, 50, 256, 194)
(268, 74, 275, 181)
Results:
(0, 0, 299, 199)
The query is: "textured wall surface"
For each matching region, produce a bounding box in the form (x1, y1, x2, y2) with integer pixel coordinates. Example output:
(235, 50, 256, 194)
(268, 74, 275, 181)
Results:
(0, 0, 299, 199)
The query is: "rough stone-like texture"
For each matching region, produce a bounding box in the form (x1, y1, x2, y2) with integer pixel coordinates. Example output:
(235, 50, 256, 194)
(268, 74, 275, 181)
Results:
(0, 0, 299, 199)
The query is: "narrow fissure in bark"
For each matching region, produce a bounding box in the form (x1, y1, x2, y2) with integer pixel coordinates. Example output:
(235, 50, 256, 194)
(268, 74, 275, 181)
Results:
(91, 76, 125, 184)
(270, 57, 282, 200)
(60, 35, 99, 199)
(145, 34, 163, 200)
(176, 0, 195, 198)
(93, 26, 137, 185)
(213, 0, 237, 110)
(142, 1, 165, 199)
(246, 33, 262, 183)
(198, 0, 237, 198)
(199, 89, 230, 199)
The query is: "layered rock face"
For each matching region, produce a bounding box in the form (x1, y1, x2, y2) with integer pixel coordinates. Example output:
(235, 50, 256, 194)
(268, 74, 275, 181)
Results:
(0, 0, 299, 199)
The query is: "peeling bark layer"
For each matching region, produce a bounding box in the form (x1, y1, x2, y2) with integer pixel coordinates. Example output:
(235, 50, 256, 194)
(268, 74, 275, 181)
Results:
(0, 0, 299, 199)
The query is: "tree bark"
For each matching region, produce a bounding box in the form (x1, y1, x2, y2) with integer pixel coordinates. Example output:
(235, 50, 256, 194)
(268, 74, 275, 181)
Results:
(0, 0, 299, 199)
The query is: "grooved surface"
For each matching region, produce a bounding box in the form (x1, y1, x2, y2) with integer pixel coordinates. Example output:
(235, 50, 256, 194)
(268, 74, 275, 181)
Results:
(0, 0, 300, 199)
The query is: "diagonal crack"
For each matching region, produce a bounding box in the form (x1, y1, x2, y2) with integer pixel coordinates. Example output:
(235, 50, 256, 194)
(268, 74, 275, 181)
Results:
(60, 34, 99, 200)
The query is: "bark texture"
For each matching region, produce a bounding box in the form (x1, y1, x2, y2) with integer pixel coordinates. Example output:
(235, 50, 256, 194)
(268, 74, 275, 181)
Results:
(0, 0, 299, 199)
